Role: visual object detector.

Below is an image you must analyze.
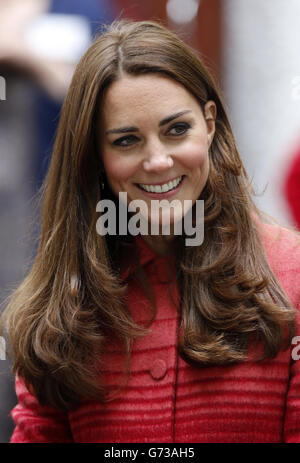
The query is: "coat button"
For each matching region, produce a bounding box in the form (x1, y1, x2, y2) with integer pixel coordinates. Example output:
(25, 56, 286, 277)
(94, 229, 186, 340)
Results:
(150, 359, 167, 380)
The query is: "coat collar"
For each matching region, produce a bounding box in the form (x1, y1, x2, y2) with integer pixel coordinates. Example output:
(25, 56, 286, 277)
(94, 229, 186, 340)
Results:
(120, 235, 156, 281)
(120, 235, 176, 283)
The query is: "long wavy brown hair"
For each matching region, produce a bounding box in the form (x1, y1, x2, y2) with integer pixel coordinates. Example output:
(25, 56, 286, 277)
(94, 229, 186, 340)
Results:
(0, 20, 296, 411)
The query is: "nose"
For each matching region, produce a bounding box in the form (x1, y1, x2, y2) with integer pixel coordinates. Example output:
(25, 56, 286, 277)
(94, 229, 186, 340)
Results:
(142, 140, 174, 173)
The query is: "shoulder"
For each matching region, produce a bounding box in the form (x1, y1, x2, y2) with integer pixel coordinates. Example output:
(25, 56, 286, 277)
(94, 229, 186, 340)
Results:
(257, 220, 300, 307)
(258, 220, 300, 268)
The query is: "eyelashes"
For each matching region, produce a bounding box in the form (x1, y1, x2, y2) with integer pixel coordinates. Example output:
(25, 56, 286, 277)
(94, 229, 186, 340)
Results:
(167, 122, 191, 136)
(112, 122, 192, 148)
(113, 134, 139, 147)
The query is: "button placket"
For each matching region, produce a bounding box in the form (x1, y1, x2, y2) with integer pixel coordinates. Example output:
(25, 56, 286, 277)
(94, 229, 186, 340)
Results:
(150, 358, 168, 380)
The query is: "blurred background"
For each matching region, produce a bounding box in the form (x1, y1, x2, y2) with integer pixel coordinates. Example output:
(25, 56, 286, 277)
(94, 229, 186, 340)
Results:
(1, 0, 300, 442)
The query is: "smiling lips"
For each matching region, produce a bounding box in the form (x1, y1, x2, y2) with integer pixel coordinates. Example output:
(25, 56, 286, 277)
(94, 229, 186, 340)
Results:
(138, 175, 184, 193)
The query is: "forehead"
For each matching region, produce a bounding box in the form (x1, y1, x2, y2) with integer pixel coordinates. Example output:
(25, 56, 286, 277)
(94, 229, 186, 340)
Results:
(100, 74, 201, 125)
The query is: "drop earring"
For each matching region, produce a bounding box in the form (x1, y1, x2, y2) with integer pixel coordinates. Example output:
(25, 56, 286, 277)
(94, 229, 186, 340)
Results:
(100, 172, 105, 190)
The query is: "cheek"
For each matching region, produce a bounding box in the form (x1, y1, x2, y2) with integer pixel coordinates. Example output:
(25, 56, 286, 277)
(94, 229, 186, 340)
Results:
(102, 151, 137, 184)
(177, 139, 209, 169)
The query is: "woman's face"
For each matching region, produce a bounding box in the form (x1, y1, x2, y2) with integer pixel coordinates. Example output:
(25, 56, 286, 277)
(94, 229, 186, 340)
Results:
(98, 74, 216, 229)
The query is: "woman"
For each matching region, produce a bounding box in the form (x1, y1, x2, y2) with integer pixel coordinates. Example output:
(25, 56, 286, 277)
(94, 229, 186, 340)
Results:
(1, 20, 300, 443)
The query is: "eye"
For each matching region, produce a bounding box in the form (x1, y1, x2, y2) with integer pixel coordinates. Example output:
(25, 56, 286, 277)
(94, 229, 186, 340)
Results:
(167, 122, 191, 136)
(112, 134, 139, 147)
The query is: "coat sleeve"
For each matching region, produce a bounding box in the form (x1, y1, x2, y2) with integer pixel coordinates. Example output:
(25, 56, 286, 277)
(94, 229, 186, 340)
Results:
(263, 225, 300, 442)
(10, 376, 73, 443)
(284, 305, 300, 443)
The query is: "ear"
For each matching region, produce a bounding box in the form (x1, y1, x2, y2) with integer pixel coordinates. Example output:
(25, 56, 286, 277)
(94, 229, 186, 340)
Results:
(204, 100, 217, 147)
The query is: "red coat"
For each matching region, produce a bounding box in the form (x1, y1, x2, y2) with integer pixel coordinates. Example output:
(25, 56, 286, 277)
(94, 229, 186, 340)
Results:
(10, 222, 300, 443)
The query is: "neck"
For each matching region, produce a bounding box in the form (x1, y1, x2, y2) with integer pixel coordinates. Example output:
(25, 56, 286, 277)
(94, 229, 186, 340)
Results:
(141, 234, 176, 257)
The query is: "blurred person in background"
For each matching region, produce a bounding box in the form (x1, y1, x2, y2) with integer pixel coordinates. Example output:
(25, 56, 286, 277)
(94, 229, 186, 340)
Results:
(0, 0, 115, 188)
(0, 0, 114, 442)
(285, 145, 300, 230)
(1, 20, 300, 443)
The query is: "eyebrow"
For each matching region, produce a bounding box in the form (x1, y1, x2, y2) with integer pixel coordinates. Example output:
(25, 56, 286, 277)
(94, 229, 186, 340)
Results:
(105, 110, 192, 135)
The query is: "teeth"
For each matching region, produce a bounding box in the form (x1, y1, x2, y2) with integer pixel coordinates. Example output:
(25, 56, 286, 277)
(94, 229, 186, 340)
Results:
(139, 176, 182, 193)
